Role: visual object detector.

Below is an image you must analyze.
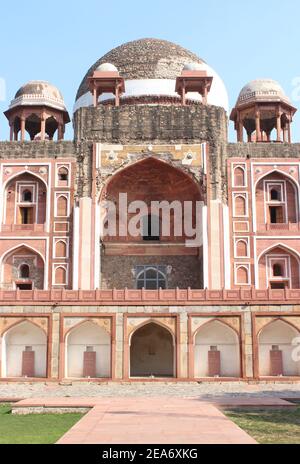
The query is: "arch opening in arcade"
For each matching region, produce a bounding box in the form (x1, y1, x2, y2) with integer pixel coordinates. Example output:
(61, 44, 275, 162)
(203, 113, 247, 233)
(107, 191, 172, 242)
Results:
(130, 322, 175, 378)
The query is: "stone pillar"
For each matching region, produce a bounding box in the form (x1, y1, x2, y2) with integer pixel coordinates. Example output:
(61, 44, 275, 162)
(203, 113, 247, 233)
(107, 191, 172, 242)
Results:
(20, 117, 26, 142)
(181, 81, 186, 105)
(93, 89, 97, 107)
(9, 122, 14, 141)
(40, 114, 46, 141)
(287, 120, 292, 143)
(58, 124, 64, 141)
(51, 312, 60, 379)
(179, 312, 188, 378)
(115, 312, 124, 379)
(115, 85, 120, 107)
(203, 85, 208, 105)
(237, 114, 243, 142)
(255, 111, 261, 142)
(276, 112, 282, 142)
(243, 309, 254, 378)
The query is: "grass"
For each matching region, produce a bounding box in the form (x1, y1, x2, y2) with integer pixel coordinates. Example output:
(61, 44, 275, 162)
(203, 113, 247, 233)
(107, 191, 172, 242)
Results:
(225, 406, 300, 444)
(0, 404, 84, 444)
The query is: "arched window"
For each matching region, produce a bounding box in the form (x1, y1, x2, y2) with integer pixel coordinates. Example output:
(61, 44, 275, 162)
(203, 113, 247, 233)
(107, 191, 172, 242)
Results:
(236, 240, 248, 257)
(142, 214, 160, 241)
(19, 264, 30, 279)
(234, 195, 247, 216)
(236, 265, 249, 285)
(273, 263, 283, 277)
(55, 240, 67, 258)
(56, 195, 68, 217)
(58, 167, 69, 183)
(136, 266, 167, 289)
(234, 167, 245, 187)
(55, 266, 67, 285)
(22, 189, 32, 202)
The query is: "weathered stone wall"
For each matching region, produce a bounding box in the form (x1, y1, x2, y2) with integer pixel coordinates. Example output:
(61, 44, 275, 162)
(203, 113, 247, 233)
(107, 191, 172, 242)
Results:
(101, 255, 202, 289)
(227, 142, 300, 159)
(74, 104, 228, 200)
(0, 141, 75, 159)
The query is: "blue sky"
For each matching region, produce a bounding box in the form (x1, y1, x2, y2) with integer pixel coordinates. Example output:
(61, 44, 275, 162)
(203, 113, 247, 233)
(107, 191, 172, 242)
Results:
(1, 0, 300, 141)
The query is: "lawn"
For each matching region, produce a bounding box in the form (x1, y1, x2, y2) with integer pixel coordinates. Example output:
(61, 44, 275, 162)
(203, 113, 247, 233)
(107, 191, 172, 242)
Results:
(0, 404, 84, 444)
(225, 406, 300, 444)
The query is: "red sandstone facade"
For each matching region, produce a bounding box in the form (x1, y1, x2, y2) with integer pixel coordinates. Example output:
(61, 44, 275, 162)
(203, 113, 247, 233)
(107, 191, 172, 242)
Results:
(0, 39, 300, 382)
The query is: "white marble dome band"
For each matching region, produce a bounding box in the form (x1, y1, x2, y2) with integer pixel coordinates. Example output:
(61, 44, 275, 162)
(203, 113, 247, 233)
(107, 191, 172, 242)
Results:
(74, 63, 229, 113)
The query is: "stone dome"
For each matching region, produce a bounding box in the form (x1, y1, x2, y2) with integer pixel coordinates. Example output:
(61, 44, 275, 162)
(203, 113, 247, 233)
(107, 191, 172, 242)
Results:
(236, 79, 291, 107)
(96, 63, 119, 72)
(74, 38, 229, 112)
(10, 80, 67, 111)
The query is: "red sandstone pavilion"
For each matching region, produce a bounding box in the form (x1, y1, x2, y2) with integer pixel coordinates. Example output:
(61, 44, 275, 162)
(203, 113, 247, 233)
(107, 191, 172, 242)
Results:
(0, 38, 300, 383)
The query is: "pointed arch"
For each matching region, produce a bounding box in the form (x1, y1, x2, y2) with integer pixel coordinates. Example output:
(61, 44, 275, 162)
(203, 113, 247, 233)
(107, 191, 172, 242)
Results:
(65, 320, 111, 378)
(2, 171, 48, 227)
(55, 239, 67, 258)
(54, 266, 67, 285)
(193, 318, 240, 341)
(129, 320, 175, 378)
(99, 156, 202, 202)
(255, 169, 299, 225)
(257, 243, 300, 289)
(128, 319, 175, 346)
(56, 195, 68, 217)
(2, 170, 48, 192)
(257, 243, 300, 263)
(254, 169, 300, 193)
(258, 318, 300, 377)
(235, 239, 248, 257)
(233, 166, 246, 187)
(194, 319, 240, 378)
(0, 243, 46, 289)
(2, 320, 47, 378)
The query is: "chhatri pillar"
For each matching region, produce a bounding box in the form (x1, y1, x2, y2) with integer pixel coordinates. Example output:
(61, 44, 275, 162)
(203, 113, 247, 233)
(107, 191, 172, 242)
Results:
(230, 79, 297, 143)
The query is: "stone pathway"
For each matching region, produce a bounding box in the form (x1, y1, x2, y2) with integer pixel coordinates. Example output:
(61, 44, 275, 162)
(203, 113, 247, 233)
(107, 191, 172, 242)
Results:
(4, 385, 298, 444)
(16, 397, 257, 444)
(12, 395, 297, 444)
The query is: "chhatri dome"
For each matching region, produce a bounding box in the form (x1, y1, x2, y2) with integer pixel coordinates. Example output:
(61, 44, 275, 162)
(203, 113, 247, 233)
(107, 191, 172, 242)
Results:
(10, 80, 68, 112)
(74, 38, 229, 112)
(236, 78, 292, 107)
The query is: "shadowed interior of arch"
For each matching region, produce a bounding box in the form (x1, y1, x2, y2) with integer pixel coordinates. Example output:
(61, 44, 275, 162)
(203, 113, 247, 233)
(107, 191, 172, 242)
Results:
(130, 322, 174, 377)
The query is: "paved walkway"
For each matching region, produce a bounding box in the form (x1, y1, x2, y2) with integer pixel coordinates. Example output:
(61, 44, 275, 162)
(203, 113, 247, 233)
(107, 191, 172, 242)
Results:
(58, 397, 257, 444)
(13, 396, 261, 444)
